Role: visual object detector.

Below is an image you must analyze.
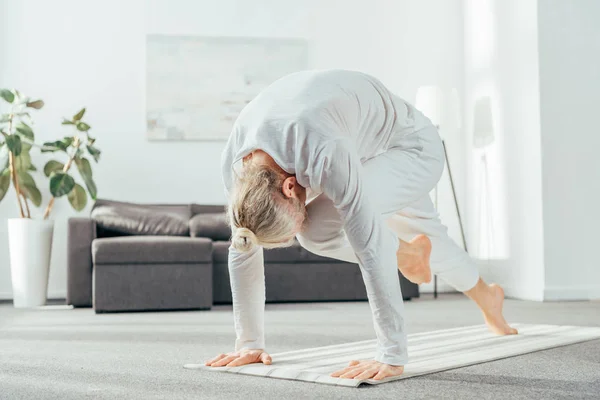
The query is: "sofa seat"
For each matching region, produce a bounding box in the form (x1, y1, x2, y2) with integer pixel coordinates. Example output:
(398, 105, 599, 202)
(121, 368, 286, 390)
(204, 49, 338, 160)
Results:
(93, 236, 212, 264)
(92, 236, 213, 313)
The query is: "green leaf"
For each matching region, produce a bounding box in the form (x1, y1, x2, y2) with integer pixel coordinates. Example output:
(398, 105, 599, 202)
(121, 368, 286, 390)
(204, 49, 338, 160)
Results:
(49, 172, 75, 197)
(62, 137, 74, 148)
(15, 122, 34, 140)
(73, 108, 86, 122)
(75, 157, 97, 200)
(87, 137, 96, 145)
(42, 140, 68, 153)
(26, 100, 44, 109)
(28, 164, 37, 172)
(76, 156, 92, 177)
(14, 152, 32, 172)
(6, 134, 22, 156)
(0, 115, 10, 123)
(44, 160, 65, 177)
(20, 182, 42, 207)
(0, 89, 14, 103)
(17, 171, 42, 206)
(62, 119, 74, 125)
(21, 141, 32, 152)
(87, 145, 101, 162)
(76, 121, 91, 132)
(0, 169, 11, 202)
(67, 183, 87, 211)
(17, 170, 36, 187)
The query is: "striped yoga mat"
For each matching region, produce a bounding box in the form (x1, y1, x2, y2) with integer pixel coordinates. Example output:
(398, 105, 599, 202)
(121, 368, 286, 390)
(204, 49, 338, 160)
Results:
(184, 324, 600, 387)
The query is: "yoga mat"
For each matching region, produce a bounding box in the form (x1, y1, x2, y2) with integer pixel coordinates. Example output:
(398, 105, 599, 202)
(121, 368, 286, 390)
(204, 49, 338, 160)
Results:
(184, 324, 600, 387)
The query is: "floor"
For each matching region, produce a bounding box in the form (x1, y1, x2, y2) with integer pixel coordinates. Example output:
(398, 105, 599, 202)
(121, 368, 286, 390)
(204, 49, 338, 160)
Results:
(1, 294, 599, 400)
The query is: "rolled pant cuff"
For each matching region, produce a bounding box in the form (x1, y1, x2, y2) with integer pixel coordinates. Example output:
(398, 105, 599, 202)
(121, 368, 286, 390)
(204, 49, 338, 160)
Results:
(375, 353, 408, 367)
(436, 263, 480, 292)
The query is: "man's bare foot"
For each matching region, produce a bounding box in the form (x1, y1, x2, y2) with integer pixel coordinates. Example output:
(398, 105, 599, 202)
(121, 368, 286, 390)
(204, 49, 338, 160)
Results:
(465, 279, 518, 335)
(396, 234, 432, 284)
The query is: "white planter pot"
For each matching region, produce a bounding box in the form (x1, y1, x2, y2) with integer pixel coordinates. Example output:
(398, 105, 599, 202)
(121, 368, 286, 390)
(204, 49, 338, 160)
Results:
(8, 218, 54, 308)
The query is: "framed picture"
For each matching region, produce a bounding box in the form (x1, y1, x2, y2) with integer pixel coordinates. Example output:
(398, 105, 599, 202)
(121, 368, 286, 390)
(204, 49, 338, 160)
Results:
(146, 35, 309, 141)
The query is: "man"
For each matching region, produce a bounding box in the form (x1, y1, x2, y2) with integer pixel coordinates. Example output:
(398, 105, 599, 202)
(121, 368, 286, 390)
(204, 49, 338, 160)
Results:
(205, 69, 517, 381)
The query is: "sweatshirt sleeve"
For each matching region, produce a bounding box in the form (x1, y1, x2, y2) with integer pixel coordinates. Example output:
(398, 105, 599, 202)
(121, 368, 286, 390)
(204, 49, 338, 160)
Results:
(314, 138, 408, 366)
(228, 244, 266, 351)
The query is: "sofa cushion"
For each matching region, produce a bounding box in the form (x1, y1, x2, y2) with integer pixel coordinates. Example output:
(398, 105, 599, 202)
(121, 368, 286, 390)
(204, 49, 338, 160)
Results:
(212, 240, 350, 264)
(91, 199, 191, 236)
(93, 199, 193, 217)
(93, 236, 212, 264)
(189, 213, 231, 240)
(191, 204, 226, 215)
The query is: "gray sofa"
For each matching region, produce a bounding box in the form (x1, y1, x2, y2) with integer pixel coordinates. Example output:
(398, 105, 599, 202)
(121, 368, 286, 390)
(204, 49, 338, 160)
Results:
(67, 199, 419, 313)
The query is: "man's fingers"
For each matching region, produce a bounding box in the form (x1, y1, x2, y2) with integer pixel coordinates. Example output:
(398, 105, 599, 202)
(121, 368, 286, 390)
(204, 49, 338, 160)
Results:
(331, 365, 359, 377)
(331, 361, 404, 380)
(260, 352, 272, 365)
(211, 354, 238, 367)
(340, 366, 366, 379)
(355, 367, 380, 381)
(226, 353, 256, 367)
(331, 360, 365, 377)
(205, 353, 227, 366)
(372, 370, 388, 381)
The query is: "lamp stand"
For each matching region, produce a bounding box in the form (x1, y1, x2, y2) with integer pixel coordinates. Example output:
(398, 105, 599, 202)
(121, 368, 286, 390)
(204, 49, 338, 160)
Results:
(433, 139, 468, 299)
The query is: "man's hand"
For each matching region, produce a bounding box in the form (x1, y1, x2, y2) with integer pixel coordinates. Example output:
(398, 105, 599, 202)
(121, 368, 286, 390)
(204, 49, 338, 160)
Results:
(330, 359, 404, 381)
(204, 349, 272, 368)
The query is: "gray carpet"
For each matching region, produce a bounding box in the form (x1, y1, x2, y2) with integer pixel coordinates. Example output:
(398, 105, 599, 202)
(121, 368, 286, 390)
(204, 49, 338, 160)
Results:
(1, 294, 599, 400)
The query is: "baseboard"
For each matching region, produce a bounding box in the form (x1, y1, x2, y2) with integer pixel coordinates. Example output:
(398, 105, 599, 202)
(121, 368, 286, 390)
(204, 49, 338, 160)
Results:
(419, 280, 457, 294)
(0, 291, 66, 301)
(544, 285, 600, 301)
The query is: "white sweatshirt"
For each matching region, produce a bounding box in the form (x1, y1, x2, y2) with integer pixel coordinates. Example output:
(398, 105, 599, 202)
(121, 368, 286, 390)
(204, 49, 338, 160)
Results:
(221, 69, 431, 366)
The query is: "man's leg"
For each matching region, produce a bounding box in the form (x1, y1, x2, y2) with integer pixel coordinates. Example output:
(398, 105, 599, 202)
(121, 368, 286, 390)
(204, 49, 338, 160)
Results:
(361, 125, 516, 335)
(387, 195, 517, 335)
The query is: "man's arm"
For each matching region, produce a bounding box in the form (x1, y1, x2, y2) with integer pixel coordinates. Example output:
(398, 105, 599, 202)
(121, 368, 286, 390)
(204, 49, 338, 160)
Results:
(221, 139, 267, 352)
(316, 138, 408, 366)
(228, 244, 266, 351)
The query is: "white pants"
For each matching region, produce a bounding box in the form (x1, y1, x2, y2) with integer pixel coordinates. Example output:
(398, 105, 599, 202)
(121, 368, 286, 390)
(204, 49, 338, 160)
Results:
(297, 126, 479, 292)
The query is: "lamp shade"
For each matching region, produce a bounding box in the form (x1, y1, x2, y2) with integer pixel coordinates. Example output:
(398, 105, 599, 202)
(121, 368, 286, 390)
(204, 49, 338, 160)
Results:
(472, 96, 495, 148)
(415, 85, 444, 127)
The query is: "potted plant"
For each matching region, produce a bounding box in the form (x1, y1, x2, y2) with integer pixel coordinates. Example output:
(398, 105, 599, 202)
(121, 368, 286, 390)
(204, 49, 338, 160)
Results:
(1, 89, 48, 308)
(0, 88, 101, 307)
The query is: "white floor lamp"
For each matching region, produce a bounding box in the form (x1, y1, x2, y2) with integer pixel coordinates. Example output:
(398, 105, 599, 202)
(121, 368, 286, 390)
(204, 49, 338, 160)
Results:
(416, 86, 467, 299)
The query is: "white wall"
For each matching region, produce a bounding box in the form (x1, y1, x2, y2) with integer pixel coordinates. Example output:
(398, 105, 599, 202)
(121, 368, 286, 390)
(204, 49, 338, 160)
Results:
(0, 0, 465, 299)
(463, 0, 545, 300)
(538, 0, 600, 300)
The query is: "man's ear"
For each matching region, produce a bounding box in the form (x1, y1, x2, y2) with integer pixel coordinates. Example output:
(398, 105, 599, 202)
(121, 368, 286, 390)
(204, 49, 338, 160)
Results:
(282, 176, 297, 198)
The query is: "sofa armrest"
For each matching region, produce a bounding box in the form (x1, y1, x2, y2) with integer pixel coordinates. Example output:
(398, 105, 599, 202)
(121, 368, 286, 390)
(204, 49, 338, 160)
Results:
(66, 217, 96, 307)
